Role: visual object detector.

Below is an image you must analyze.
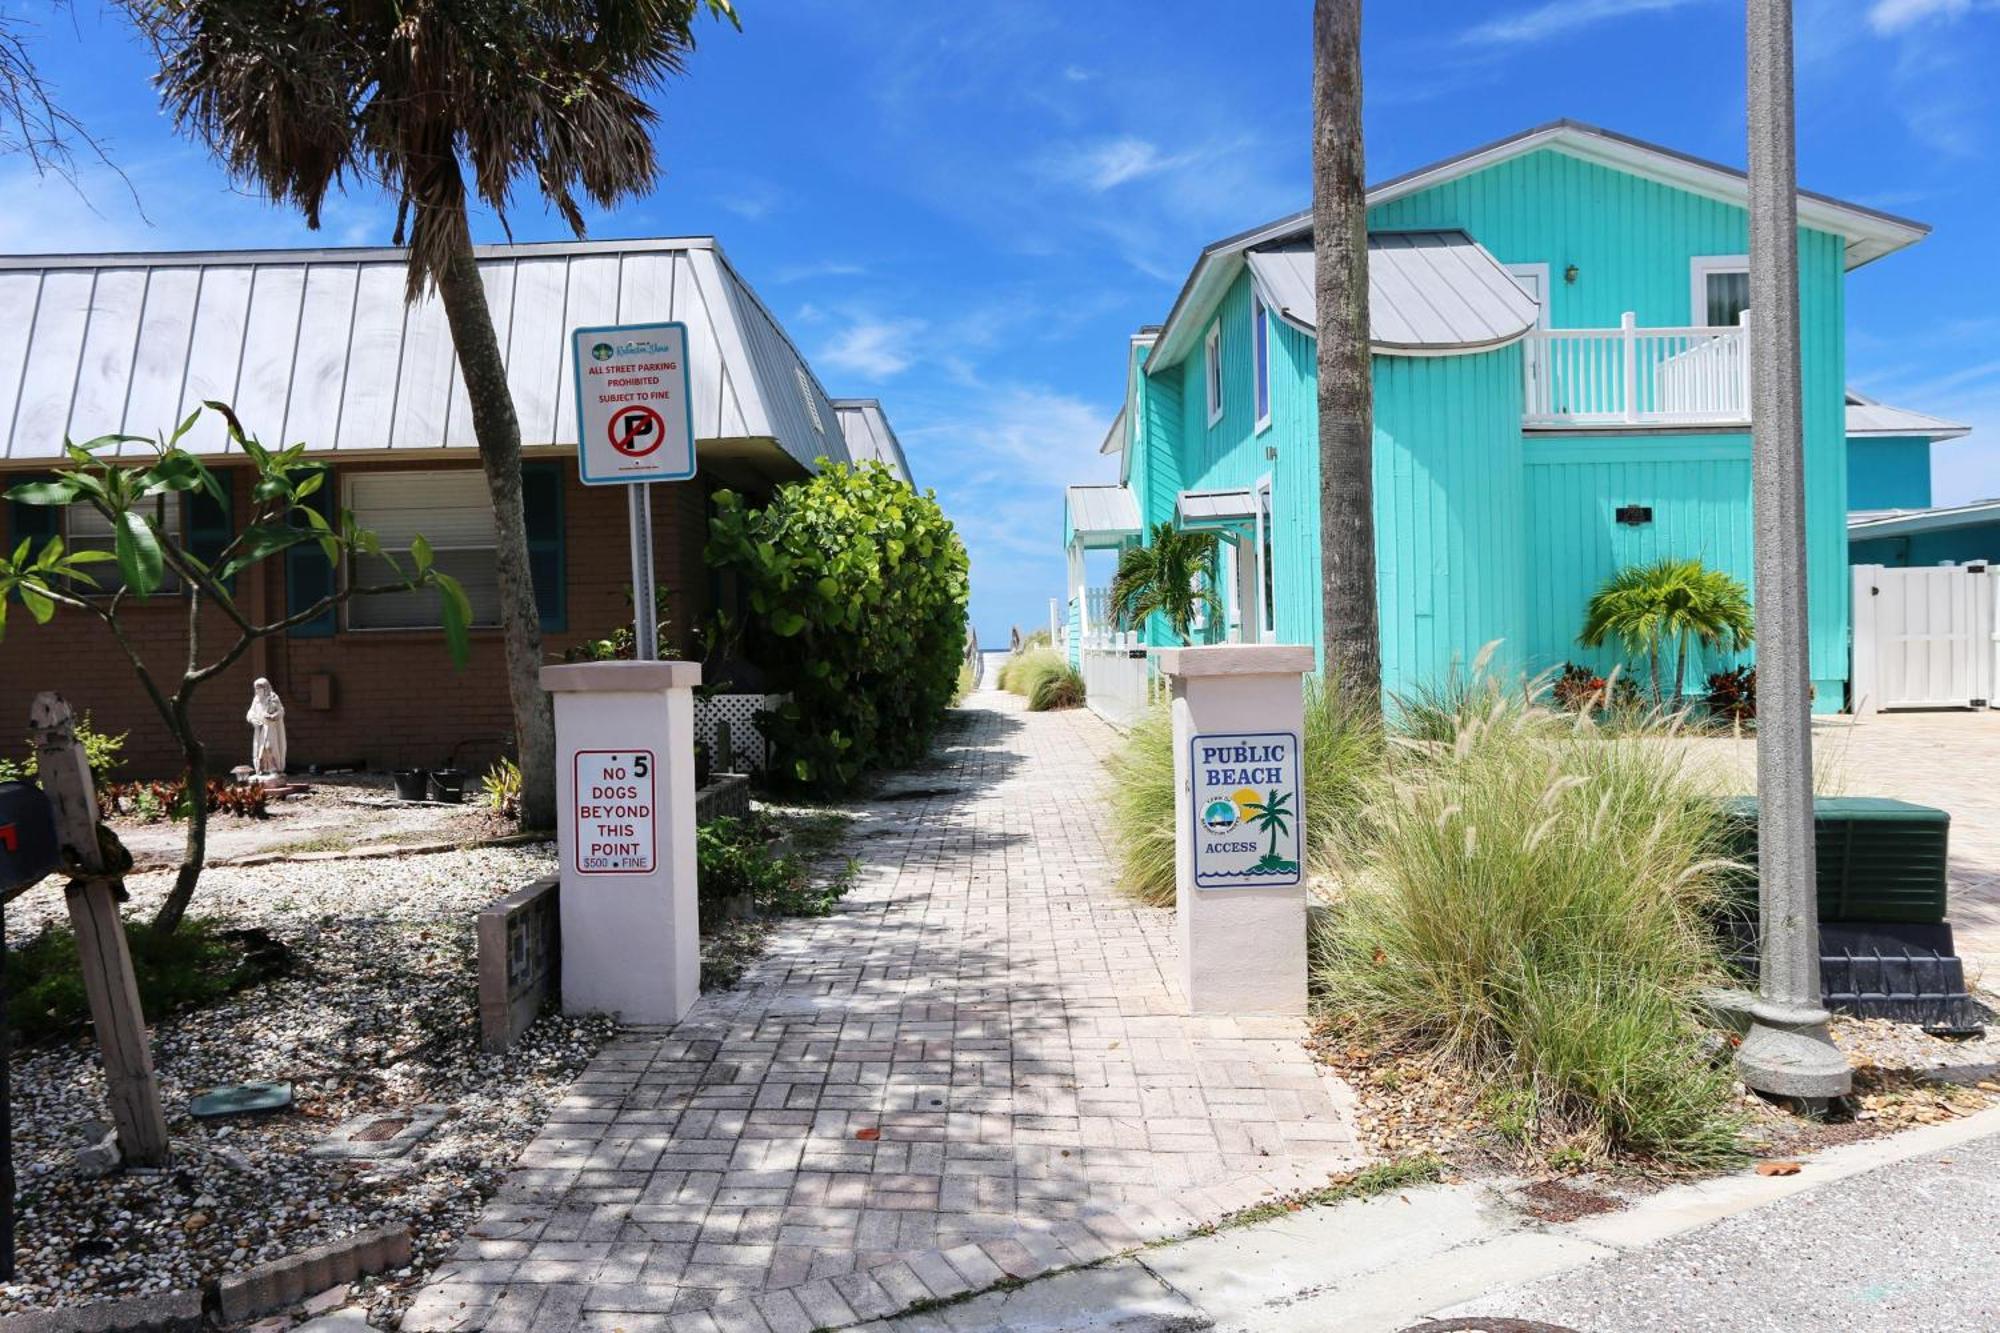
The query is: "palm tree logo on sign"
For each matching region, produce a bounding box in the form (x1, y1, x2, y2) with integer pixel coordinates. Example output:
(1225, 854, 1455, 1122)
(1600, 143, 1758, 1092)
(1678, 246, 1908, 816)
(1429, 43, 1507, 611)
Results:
(1190, 731, 1301, 888)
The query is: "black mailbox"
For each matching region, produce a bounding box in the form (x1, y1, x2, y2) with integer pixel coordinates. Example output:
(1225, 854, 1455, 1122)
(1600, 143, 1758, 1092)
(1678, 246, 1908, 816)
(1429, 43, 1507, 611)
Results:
(0, 781, 59, 890)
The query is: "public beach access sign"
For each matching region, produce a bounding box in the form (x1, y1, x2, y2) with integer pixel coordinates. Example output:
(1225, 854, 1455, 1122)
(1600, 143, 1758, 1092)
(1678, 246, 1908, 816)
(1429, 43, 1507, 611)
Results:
(1190, 730, 1302, 890)
(572, 749, 656, 875)
(570, 322, 697, 485)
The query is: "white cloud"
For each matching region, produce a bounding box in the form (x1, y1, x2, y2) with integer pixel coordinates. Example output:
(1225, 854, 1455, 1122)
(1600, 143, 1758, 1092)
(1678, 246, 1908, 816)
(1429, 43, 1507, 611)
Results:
(1867, 0, 1990, 34)
(818, 317, 924, 380)
(719, 181, 781, 222)
(771, 259, 866, 285)
(1460, 0, 1702, 46)
(1040, 136, 1189, 192)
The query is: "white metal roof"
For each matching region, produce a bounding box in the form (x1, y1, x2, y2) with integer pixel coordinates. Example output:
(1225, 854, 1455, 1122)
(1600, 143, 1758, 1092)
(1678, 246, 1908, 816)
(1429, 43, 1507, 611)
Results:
(0, 236, 849, 470)
(1066, 484, 1141, 542)
(831, 398, 914, 486)
(1146, 119, 1930, 374)
(1848, 498, 2000, 540)
(1176, 488, 1256, 525)
(1246, 232, 1538, 354)
(1844, 390, 1970, 442)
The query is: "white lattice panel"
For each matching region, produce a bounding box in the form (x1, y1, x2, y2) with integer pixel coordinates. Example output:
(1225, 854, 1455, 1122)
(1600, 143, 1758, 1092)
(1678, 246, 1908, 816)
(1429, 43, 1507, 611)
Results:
(696, 693, 787, 773)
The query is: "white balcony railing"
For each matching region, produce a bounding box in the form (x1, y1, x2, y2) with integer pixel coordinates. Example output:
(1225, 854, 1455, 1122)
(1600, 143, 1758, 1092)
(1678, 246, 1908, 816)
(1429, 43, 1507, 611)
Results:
(1522, 312, 1750, 428)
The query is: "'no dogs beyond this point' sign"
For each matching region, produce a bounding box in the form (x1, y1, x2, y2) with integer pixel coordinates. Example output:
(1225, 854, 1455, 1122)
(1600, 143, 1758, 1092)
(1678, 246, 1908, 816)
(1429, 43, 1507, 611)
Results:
(573, 750, 656, 875)
(571, 322, 697, 485)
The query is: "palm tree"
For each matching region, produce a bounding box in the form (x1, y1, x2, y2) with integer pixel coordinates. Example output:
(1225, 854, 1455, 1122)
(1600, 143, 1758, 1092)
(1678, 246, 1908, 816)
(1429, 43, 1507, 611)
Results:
(1313, 0, 1379, 714)
(1243, 788, 1294, 866)
(1110, 523, 1221, 644)
(130, 0, 739, 828)
(1579, 558, 1754, 705)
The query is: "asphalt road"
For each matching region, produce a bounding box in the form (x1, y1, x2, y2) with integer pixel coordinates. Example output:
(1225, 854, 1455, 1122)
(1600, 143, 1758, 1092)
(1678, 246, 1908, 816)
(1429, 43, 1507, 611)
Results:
(1450, 1129, 2000, 1332)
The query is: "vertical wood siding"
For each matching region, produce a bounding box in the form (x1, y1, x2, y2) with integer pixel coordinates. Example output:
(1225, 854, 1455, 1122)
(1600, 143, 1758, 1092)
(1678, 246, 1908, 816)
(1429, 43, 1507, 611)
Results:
(1847, 435, 1933, 511)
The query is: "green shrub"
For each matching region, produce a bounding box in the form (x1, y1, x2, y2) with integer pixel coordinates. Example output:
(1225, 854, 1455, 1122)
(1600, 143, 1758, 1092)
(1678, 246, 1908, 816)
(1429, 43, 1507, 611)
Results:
(1314, 693, 1744, 1167)
(1028, 664, 1085, 711)
(1106, 677, 1386, 906)
(707, 461, 970, 793)
(7, 917, 259, 1045)
(697, 814, 856, 919)
(0, 712, 128, 788)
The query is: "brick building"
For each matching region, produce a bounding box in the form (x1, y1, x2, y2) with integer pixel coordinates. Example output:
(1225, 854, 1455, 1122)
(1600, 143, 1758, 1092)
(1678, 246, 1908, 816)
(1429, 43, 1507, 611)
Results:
(0, 237, 911, 777)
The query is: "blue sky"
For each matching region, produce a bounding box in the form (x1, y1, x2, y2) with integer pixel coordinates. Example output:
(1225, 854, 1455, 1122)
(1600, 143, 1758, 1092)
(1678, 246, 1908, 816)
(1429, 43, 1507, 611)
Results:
(7, 0, 1999, 641)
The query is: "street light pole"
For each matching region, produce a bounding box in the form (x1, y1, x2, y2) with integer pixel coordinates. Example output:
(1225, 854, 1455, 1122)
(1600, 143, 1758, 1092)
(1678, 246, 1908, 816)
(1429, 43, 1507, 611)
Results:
(1738, 0, 1850, 1101)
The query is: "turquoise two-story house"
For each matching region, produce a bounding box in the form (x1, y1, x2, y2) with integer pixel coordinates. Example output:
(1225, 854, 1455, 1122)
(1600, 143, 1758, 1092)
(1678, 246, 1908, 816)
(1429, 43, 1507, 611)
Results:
(1063, 120, 1937, 711)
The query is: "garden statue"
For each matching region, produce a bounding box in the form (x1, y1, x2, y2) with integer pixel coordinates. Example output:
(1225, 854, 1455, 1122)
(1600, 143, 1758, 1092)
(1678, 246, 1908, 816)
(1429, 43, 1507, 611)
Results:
(246, 678, 287, 778)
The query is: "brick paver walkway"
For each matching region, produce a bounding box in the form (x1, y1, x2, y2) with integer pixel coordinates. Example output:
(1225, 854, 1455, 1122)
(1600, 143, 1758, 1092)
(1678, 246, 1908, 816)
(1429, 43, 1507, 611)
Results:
(404, 692, 1356, 1332)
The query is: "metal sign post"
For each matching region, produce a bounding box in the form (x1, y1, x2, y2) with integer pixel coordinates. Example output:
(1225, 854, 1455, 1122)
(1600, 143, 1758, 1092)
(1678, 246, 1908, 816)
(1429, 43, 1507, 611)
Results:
(571, 322, 697, 660)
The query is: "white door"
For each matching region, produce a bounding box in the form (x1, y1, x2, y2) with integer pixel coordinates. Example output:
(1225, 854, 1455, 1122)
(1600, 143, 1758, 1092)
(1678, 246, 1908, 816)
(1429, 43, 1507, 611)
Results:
(1852, 563, 1995, 713)
(1507, 264, 1552, 415)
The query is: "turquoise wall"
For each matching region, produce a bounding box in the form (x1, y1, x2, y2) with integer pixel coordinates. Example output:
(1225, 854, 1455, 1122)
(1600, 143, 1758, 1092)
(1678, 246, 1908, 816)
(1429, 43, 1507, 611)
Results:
(1524, 435, 1754, 689)
(1847, 435, 1932, 511)
(1368, 146, 1851, 700)
(1851, 523, 2000, 567)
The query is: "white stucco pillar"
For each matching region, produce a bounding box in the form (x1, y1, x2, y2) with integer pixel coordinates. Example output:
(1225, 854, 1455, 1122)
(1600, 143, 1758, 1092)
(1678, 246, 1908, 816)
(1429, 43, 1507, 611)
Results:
(540, 660, 702, 1024)
(1159, 644, 1313, 1015)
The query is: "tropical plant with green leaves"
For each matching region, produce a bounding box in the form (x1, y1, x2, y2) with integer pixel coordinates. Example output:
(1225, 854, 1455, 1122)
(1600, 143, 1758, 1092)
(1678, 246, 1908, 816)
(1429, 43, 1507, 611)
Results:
(707, 460, 970, 792)
(128, 0, 742, 830)
(1579, 557, 1754, 706)
(0, 404, 470, 933)
(1109, 522, 1221, 644)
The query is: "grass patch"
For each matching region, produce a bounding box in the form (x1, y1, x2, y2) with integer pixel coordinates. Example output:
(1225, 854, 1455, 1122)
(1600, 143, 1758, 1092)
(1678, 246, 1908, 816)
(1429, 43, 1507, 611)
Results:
(1208, 1154, 1448, 1231)
(7, 917, 275, 1045)
(1315, 678, 1745, 1169)
(1107, 678, 1386, 906)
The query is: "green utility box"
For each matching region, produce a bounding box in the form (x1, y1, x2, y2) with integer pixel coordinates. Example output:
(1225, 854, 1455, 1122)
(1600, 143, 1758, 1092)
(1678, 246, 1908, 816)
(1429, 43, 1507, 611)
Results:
(1720, 796, 1950, 925)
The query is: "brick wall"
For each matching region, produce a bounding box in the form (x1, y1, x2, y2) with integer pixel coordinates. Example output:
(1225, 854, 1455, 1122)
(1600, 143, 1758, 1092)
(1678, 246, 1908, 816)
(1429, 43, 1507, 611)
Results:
(0, 454, 717, 778)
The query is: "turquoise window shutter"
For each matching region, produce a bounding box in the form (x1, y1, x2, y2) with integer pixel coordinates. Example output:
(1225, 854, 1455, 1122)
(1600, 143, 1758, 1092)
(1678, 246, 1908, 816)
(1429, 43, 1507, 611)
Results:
(523, 460, 566, 632)
(285, 466, 338, 637)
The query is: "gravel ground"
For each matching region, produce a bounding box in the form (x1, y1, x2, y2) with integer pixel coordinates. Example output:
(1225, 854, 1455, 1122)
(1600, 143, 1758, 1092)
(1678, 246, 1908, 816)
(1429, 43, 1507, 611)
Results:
(2, 843, 614, 1324)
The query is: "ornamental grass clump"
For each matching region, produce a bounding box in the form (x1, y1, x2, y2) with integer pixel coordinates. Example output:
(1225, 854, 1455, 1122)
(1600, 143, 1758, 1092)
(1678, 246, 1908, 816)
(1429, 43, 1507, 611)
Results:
(1316, 692, 1745, 1168)
(1107, 677, 1385, 906)
(999, 649, 1073, 704)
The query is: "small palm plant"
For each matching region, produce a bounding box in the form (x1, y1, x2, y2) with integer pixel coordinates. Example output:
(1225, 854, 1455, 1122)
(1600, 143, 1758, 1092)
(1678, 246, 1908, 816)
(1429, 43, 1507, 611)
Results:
(1110, 522, 1221, 644)
(1242, 789, 1296, 872)
(1579, 558, 1754, 705)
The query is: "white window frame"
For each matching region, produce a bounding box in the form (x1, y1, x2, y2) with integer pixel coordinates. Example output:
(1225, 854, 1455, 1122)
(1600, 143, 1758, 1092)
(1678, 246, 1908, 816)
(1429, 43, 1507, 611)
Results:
(1254, 475, 1276, 644)
(1204, 323, 1224, 427)
(342, 469, 502, 632)
(1251, 291, 1272, 433)
(1690, 255, 1750, 328)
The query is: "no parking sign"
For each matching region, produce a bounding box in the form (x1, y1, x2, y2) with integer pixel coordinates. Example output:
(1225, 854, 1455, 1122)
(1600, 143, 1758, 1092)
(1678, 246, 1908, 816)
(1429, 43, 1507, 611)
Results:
(570, 323, 696, 485)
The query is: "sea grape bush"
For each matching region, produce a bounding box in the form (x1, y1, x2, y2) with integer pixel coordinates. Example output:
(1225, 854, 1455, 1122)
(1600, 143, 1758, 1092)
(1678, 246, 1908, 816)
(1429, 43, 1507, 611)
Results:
(707, 460, 970, 792)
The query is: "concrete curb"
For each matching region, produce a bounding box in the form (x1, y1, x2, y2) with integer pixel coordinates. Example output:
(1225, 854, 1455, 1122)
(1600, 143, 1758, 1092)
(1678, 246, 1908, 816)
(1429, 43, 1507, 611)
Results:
(206, 830, 550, 870)
(215, 1224, 412, 1325)
(0, 1291, 203, 1332)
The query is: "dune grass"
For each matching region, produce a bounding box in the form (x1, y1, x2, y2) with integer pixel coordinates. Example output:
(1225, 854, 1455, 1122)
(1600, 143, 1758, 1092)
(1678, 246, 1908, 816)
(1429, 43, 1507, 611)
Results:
(997, 648, 1084, 710)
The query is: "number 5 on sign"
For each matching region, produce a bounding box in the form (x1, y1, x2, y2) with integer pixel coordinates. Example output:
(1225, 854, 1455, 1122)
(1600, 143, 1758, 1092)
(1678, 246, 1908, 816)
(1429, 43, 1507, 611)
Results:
(572, 749, 657, 875)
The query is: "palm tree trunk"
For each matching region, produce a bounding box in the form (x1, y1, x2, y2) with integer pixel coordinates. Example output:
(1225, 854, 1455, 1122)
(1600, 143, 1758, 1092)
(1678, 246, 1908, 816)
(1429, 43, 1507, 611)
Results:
(1649, 643, 1663, 706)
(435, 210, 557, 830)
(1674, 632, 1690, 705)
(1313, 0, 1379, 711)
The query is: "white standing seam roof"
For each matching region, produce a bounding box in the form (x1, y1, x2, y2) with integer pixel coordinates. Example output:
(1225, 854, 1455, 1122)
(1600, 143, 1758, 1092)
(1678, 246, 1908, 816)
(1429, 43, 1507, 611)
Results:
(1176, 488, 1256, 524)
(0, 237, 849, 470)
(830, 399, 914, 486)
(1066, 484, 1141, 540)
(1246, 232, 1539, 354)
(1844, 390, 1970, 442)
(1848, 498, 2000, 540)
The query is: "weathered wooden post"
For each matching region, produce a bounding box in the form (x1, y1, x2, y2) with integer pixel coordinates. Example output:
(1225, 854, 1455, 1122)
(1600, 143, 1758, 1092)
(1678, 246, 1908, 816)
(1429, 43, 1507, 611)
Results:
(28, 692, 171, 1165)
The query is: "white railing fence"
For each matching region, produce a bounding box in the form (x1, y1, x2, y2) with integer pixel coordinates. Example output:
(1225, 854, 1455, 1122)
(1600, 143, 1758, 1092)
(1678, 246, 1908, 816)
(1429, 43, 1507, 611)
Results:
(1081, 638, 1156, 731)
(1523, 312, 1750, 427)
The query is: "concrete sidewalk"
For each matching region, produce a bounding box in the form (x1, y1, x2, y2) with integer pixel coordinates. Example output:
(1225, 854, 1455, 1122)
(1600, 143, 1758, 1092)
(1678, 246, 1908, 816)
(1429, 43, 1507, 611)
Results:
(861, 1103, 2000, 1332)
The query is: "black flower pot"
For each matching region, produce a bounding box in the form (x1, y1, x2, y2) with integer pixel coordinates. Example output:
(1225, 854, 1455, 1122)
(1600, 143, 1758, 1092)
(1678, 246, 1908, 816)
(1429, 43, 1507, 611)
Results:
(428, 768, 467, 804)
(392, 769, 429, 802)
(695, 743, 713, 790)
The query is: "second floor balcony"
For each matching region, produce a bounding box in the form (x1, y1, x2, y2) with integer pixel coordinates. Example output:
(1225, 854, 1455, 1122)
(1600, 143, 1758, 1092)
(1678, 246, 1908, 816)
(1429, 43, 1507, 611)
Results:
(1522, 312, 1750, 429)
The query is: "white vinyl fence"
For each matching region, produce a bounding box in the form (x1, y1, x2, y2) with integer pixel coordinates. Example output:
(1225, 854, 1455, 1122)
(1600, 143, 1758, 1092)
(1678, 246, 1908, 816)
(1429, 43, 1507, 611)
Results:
(1851, 563, 1997, 714)
(1081, 639, 1157, 731)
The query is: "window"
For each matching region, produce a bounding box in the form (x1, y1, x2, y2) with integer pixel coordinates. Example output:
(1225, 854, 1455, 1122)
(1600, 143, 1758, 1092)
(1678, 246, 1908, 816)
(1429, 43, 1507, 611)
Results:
(1255, 477, 1276, 643)
(345, 470, 503, 630)
(1691, 256, 1750, 328)
(1252, 293, 1272, 431)
(1205, 323, 1224, 426)
(67, 495, 184, 595)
